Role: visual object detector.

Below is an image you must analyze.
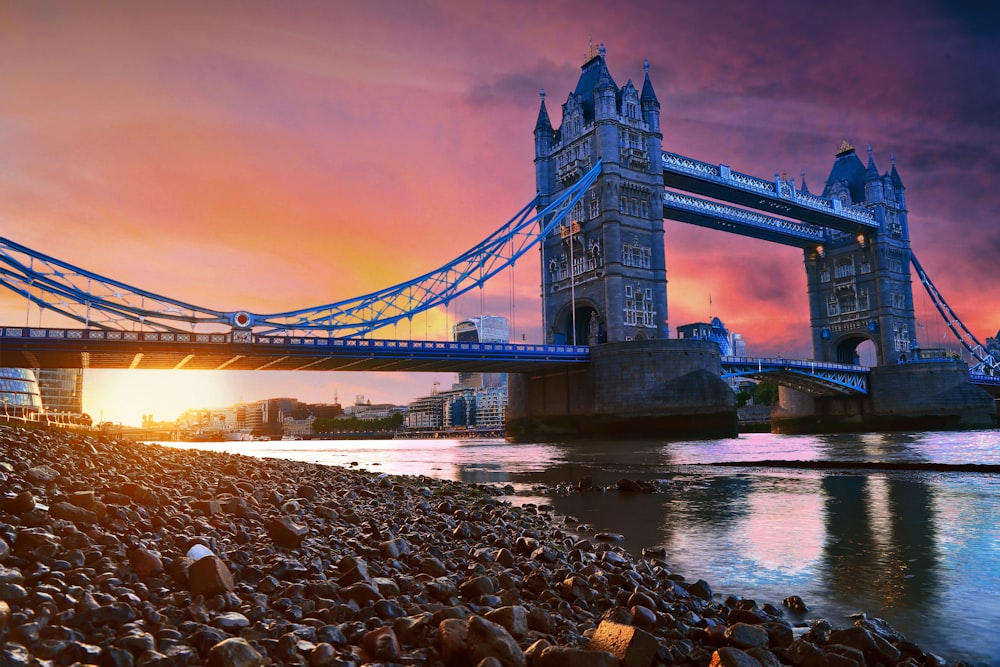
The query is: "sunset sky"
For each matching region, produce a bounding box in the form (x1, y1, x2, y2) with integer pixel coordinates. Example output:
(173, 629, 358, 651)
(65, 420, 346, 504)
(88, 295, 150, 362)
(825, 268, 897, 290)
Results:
(2, 1, 998, 425)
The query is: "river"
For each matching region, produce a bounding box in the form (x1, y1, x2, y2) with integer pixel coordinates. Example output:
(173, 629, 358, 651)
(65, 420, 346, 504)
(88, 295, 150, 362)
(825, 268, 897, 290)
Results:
(162, 430, 1000, 664)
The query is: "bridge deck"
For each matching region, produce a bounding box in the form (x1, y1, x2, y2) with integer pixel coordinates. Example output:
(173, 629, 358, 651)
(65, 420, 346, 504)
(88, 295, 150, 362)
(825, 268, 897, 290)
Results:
(0, 327, 589, 373)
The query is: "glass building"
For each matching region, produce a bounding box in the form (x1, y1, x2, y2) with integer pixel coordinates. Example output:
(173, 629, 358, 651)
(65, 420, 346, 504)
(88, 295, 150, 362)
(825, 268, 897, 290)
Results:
(0, 368, 43, 419)
(36, 368, 84, 416)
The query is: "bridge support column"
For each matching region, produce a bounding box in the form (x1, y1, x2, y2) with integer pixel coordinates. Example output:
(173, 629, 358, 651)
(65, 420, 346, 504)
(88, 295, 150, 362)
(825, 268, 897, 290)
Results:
(771, 360, 997, 433)
(506, 339, 737, 440)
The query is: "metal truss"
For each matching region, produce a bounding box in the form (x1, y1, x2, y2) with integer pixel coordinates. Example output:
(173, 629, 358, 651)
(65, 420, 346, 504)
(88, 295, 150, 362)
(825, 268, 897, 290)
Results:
(722, 356, 869, 396)
(662, 191, 825, 247)
(0, 161, 602, 337)
(911, 253, 998, 376)
(662, 151, 877, 227)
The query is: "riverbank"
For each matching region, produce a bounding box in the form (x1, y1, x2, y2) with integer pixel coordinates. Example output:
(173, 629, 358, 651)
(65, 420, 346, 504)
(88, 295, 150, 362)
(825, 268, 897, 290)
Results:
(0, 425, 958, 666)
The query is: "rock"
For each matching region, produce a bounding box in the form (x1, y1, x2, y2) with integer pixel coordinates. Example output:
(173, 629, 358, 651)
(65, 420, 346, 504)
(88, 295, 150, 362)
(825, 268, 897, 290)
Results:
(188, 555, 235, 595)
(485, 605, 528, 639)
(309, 642, 337, 666)
(193, 499, 222, 516)
(689, 579, 713, 601)
(785, 639, 827, 667)
(783, 595, 809, 613)
(438, 617, 470, 667)
(362, 626, 400, 661)
(2, 490, 35, 513)
(460, 574, 496, 600)
(746, 647, 783, 667)
(724, 622, 769, 650)
(588, 620, 658, 667)
(536, 646, 620, 667)
(206, 637, 267, 667)
(379, 536, 411, 559)
(129, 548, 164, 577)
(25, 464, 59, 482)
(266, 515, 308, 548)
(0, 600, 9, 633)
(213, 611, 251, 630)
(466, 615, 526, 667)
(710, 647, 762, 667)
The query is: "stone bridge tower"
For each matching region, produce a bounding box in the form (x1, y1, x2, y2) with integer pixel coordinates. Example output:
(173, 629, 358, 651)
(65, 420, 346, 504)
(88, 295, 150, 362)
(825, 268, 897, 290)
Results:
(805, 143, 917, 366)
(533, 45, 667, 345)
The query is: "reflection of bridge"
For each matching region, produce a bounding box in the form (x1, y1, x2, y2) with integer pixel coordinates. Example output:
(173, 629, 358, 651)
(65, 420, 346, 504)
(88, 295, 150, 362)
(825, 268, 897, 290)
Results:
(2, 45, 996, 434)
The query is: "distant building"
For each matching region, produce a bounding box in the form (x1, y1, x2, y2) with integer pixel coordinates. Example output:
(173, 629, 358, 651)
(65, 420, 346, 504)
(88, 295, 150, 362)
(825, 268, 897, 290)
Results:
(676, 317, 743, 356)
(0, 368, 43, 420)
(36, 368, 84, 417)
(453, 316, 510, 390)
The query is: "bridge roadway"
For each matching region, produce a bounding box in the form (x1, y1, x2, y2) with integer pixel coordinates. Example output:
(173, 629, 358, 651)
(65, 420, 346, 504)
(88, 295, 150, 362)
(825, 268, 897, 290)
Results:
(4, 326, 996, 397)
(0, 327, 588, 373)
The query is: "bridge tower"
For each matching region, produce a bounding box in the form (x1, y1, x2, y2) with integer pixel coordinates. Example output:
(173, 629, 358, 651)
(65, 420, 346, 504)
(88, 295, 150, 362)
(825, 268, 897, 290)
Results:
(534, 45, 667, 345)
(805, 142, 916, 366)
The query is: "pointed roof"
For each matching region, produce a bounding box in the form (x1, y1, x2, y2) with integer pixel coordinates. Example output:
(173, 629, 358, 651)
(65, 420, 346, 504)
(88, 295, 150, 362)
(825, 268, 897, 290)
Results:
(823, 141, 867, 203)
(640, 59, 660, 108)
(535, 89, 552, 133)
(865, 145, 879, 181)
(890, 154, 904, 189)
(571, 46, 618, 123)
(799, 171, 810, 195)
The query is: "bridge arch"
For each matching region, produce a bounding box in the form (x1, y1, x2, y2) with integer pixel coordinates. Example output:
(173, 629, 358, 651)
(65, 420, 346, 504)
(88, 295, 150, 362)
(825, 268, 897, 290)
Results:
(832, 333, 880, 366)
(551, 300, 603, 346)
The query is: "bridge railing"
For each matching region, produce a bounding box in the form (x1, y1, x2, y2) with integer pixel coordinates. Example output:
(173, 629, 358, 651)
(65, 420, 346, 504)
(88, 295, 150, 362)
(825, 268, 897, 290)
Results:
(0, 326, 590, 358)
(721, 356, 868, 373)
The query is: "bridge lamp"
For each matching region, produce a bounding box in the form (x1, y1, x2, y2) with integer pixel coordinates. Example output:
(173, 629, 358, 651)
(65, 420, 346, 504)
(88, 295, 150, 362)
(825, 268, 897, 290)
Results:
(815, 245, 825, 258)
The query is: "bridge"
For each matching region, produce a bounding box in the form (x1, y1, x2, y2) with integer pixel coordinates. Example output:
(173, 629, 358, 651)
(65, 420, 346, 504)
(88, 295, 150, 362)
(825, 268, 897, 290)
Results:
(1, 46, 996, 435)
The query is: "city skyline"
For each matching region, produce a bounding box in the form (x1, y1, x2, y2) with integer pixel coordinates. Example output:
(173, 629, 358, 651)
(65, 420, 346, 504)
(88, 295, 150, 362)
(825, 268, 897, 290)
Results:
(2, 2, 998, 426)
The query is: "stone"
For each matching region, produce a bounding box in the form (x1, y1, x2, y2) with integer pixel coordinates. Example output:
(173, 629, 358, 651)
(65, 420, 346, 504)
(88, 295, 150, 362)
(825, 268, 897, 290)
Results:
(588, 620, 658, 667)
(3, 490, 35, 513)
(266, 515, 308, 548)
(689, 579, 713, 601)
(485, 605, 528, 638)
(129, 548, 164, 577)
(193, 499, 222, 516)
(379, 536, 411, 559)
(26, 464, 59, 482)
(68, 490, 96, 509)
(466, 615, 526, 667)
(213, 611, 251, 630)
(710, 647, 763, 667)
(536, 646, 620, 667)
(309, 642, 337, 666)
(460, 574, 496, 600)
(188, 555, 235, 595)
(783, 595, 809, 613)
(341, 581, 382, 605)
(0, 600, 9, 633)
(438, 617, 469, 667)
(724, 622, 769, 650)
(630, 605, 657, 630)
(362, 626, 400, 662)
(785, 639, 827, 667)
(206, 637, 267, 667)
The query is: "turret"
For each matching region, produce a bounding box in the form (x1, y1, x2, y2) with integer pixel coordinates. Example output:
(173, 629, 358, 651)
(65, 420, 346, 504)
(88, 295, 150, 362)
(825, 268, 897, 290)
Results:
(534, 89, 553, 158)
(640, 59, 660, 134)
(864, 145, 884, 203)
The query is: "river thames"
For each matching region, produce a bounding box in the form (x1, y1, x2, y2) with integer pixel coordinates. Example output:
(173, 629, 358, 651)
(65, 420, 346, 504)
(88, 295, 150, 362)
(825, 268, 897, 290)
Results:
(164, 429, 999, 664)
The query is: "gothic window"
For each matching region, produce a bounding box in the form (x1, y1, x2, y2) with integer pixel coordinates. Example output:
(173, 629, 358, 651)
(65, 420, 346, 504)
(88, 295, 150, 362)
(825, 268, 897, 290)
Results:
(860, 258, 872, 274)
(820, 266, 831, 283)
(630, 198, 638, 215)
(589, 191, 600, 218)
(622, 242, 651, 268)
(893, 326, 910, 352)
(835, 259, 855, 279)
(619, 195, 626, 212)
(623, 284, 656, 328)
(858, 288, 870, 310)
(641, 200, 648, 217)
(839, 295, 857, 313)
(827, 295, 839, 316)
(888, 254, 903, 273)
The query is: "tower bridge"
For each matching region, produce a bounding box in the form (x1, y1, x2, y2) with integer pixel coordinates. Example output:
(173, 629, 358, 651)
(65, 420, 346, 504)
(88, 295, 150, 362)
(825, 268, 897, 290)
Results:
(1, 45, 996, 436)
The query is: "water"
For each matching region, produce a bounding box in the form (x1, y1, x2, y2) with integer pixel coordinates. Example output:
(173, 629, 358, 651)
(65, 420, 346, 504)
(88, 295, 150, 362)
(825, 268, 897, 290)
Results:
(162, 430, 1000, 664)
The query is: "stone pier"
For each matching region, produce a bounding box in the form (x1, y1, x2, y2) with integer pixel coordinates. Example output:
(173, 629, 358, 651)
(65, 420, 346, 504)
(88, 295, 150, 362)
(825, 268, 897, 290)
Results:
(771, 359, 997, 433)
(506, 339, 737, 440)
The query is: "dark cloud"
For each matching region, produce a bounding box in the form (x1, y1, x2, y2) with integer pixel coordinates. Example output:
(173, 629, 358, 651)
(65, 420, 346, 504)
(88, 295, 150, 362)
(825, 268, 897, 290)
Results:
(465, 60, 579, 108)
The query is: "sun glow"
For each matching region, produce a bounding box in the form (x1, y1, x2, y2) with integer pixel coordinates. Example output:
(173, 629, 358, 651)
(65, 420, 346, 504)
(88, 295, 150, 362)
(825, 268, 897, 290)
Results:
(83, 370, 237, 427)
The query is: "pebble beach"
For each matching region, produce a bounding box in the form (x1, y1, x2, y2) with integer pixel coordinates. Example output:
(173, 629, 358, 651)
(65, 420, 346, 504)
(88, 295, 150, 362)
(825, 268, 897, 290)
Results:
(0, 424, 960, 666)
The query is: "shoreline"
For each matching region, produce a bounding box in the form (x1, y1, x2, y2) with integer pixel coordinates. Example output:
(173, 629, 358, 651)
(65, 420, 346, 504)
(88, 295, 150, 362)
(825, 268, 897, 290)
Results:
(0, 424, 959, 666)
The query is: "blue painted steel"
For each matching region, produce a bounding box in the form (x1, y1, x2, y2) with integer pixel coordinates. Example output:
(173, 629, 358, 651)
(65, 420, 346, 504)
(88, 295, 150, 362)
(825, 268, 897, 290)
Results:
(663, 191, 825, 247)
(0, 161, 602, 338)
(721, 356, 869, 395)
(911, 253, 998, 376)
